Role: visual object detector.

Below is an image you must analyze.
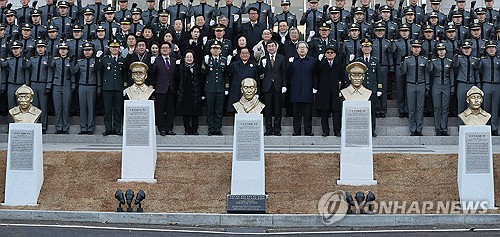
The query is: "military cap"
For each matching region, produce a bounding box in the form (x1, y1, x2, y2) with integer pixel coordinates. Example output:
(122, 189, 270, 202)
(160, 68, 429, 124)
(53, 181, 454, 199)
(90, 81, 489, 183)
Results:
(130, 61, 149, 73)
(11, 41, 23, 49)
(281, 0, 291, 5)
(374, 22, 385, 31)
(445, 24, 456, 32)
(109, 39, 121, 47)
(399, 23, 410, 31)
(461, 40, 473, 48)
(475, 7, 486, 14)
(214, 24, 226, 31)
(361, 38, 372, 47)
(330, 6, 341, 13)
(58, 42, 69, 49)
(485, 0, 493, 2)
(451, 11, 462, 17)
(158, 9, 170, 16)
(0, 23, 6, 30)
(35, 39, 47, 47)
(210, 40, 222, 48)
(354, 7, 364, 14)
(82, 42, 95, 50)
(131, 8, 142, 14)
(411, 39, 422, 47)
(47, 25, 59, 32)
(319, 22, 330, 30)
(15, 85, 34, 96)
(58, 1, 69, 8)
(308, 0, 319, 3)
(118, 0, 128, 2)
(146, 0, 155, 2)
(325, 45, 337, 53)
(21, 23, 32, 30)
(120, 17, 132, 24)
(430, 0, 441, 3)
(405, 8, 415, 15)
(486, 40, 496, 48)
(435, 43, 446, 50)
(467, 86, 484, 97)
(469, 23, 481, 30)
(455, 0, 466, 2)
(96, 25, 106, 31)
(104, 6, 115, 14)
(380, 5, 391, 12)
(428, 12, 438, 18)
(5, 9, 16, 17)
(83, 8, 95, 15)
(346, 62, 368, 74)
(422, 24, 434, 32)
(349, 23, 360, 31)
(72, 24, 83, 31)
(30, 9, 42, 16)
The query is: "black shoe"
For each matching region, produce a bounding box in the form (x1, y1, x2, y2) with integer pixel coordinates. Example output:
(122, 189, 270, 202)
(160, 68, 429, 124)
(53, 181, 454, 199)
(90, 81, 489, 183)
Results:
(274, 132, 281, 136)
(380, 114, 386, 118)
(114, 131, 122, 135)
(208, 132, 213, 136)
(192, 131, 199, 135)
(398, 113, 405, 118)
(322, 132, 329, 137)
(334, 132, 341, 137)
(264, 131, 273, 136)
(63, 131, 69, 134)
(436, 131, 442, 136)
(372, 132, 377, 137)
(167, 131, 176, 135)
(102, 131, 112, 136)
(292, 132, 300, 136)
(87, 131, 93, 135)
(375, 114, 381, 118)
(410, 132, 416, 136)
(184, 132, 189, 135)
(416, 131, 423, 136)
(160, 131, 166, 136)
(404, 113, 409, 118)
(441, 131, 449, 136)
(78, 131, 87, 135)
(492, 130, 499, 136)
(56, 130, 63, 134)
(306, 133, 314, 136)
(42, 129, 46, 134)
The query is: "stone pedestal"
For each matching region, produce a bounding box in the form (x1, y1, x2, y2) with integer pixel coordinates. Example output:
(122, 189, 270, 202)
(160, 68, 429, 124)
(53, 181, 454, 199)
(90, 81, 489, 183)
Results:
(2, 123, 43, 206)
(119, 100, 157, 183)
(458, 125, 496, 209)
(227, 114, 266, 213)
(337, 100, 377, 186)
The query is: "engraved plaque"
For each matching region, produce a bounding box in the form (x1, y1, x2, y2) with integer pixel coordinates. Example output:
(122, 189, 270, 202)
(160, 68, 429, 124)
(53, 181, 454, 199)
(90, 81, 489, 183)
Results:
(9, 130, 34, 171)
(227, 195, 266, 213)
(465, 132, 490, 174)
(125, 106, 150, 146)
(345, 107, 370, 147)
(235, 120, 261, 161)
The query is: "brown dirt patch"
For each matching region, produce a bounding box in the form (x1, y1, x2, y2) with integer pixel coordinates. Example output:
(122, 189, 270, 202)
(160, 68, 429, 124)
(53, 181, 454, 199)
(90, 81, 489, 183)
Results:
(0, 151, 498, 214)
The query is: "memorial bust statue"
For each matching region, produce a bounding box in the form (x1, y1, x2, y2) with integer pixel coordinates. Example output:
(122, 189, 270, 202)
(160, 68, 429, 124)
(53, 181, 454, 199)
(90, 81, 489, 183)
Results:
(125, 62, 155, 100)
(341, 62, 372, 101)
(232, 78, 265, 114)
(9, 84, 42, 123)
(459, 86, 491, 125)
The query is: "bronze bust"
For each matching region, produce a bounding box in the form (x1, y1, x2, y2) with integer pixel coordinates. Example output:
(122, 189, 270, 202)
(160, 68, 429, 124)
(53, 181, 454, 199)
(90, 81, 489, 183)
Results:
(232, 78, 265, 114)
(9, 84, 42, 123)
(341, 62, 372, 101)
(125, 62, 155, 100)
(459, 86, 491, 125)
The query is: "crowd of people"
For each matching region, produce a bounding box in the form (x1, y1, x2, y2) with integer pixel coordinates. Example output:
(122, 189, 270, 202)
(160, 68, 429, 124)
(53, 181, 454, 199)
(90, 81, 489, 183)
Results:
(0, 0, 499, 138)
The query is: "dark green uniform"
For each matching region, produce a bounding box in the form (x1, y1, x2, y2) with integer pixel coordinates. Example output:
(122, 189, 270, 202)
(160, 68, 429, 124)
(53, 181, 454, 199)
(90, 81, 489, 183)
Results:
(356, 56, 381, 135)
(201, 54, 228, 135)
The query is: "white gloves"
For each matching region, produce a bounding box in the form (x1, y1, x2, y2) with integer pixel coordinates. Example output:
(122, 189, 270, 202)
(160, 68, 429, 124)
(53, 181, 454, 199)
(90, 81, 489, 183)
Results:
(307, 31, 315, 42)
(150, 56, 156, 64)
(176, 59, 181, 65)
(282, 87, 287, 93)
(339, 92, 343, 98)
(123, 90, 127, 97)
(313, 88, 318, 94)
(377, 91, 382, 97)
(318, 54, 324, 61)
(209, 19, 216, 26)
(203, 36, 208, 45)
(349, 54, 355, 62)
(261, 58, 267, 67)
(96, 50, 103, 58)
(225, 91, 229, 96)
(201, 96, 205, 100)
(227, 55, 232, 63)
(288, 57, 294, 63)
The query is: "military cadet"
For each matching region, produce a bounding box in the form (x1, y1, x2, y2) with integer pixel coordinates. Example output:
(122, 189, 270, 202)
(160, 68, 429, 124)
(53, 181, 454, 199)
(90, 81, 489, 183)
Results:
(359, 0, 377, 24)
(427, 0, 447, 26)
(474, 7, 494, 40)
(30, 9, 47, 40)
(484, 0, 499, 24)
(5, 9, 19, 39)
(453, 40, 480, 117)
(205, 24, 232, 57)
(97, 39, 125, 136)
(378, 5, 398, 40)
(51, 1, 73, 39)
(91, 26, 109, 56)
(403, 8, 422, 40)
(15, 0, 33, 24)
(142, 0, 158, 25)
(27, 39, 51, 133)
(87, 0, 105, 24)
(215, 0, 244, 31)
(274, 0, 297, 28)
(426, 43, 454, 136)
(308, 23, 337, 59)
(39, 0, 58, 24)
(0, 1, 8, 24)
(0, 23, 8, 59)
(115, 18, 132, 47)
(334, 0, 351, 24)
(238, 7, 265, 49)
(352, 7, 372, 38)
(201, 41, 228, 136)
(130, 7, 144, 36)
(0, 41, 30, 118)
(167, 0, 189, 26)
(46, 25, 59, 57)
(300, 0, 322, 41)
(356, 38, 381, 137)
(402, 0, 425, 24)
(71, 42, 100, 135)
(81, 9, 96, 41)
(426, 12, 445, 40)
(401, 39, 429, 136)
(190, 0, 215, 27)
(115, 0, 131, 23)
(449, 0, 471, 26)
(66, 0, 81, 22)
(450, 10, 469, 42)
(18, 23, 36, 58)
(244, 0, 273, 29)
(371, 22, 392, 118)
(325, 6, 347, 42)
(67, 25, 84, 61)
(342, 23, 362, 65)
(469, 23, 487, 58)
(476, 40, 500, 135)
(421, 25, 437, 60)
(152, 9, 174, 38)
(101, 6, 119, 40)
(392, 23, 412, 118)
(46, 41, 75, 134)
(441, 25, 459, 60)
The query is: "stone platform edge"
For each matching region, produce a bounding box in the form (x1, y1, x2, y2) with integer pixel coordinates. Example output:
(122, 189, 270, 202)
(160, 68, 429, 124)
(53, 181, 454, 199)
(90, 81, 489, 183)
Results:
(0, 210, 499, 227)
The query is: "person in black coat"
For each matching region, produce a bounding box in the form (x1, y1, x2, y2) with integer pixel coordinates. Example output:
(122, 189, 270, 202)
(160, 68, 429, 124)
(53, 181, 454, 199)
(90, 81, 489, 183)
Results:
(315, 45, 347, 137)
(259, 40, 287, 136)
(124, 38, 152, 86)
(182, 26, 204, 65)
(176, 50, 202, 135)
(226, 47, 259, 113)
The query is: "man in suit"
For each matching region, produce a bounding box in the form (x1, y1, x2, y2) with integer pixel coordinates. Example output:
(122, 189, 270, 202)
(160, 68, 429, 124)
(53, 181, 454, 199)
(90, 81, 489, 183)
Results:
(259, 40, 286, 136)
(149, 41, 178, 136)
(238, 7, 265, 49)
